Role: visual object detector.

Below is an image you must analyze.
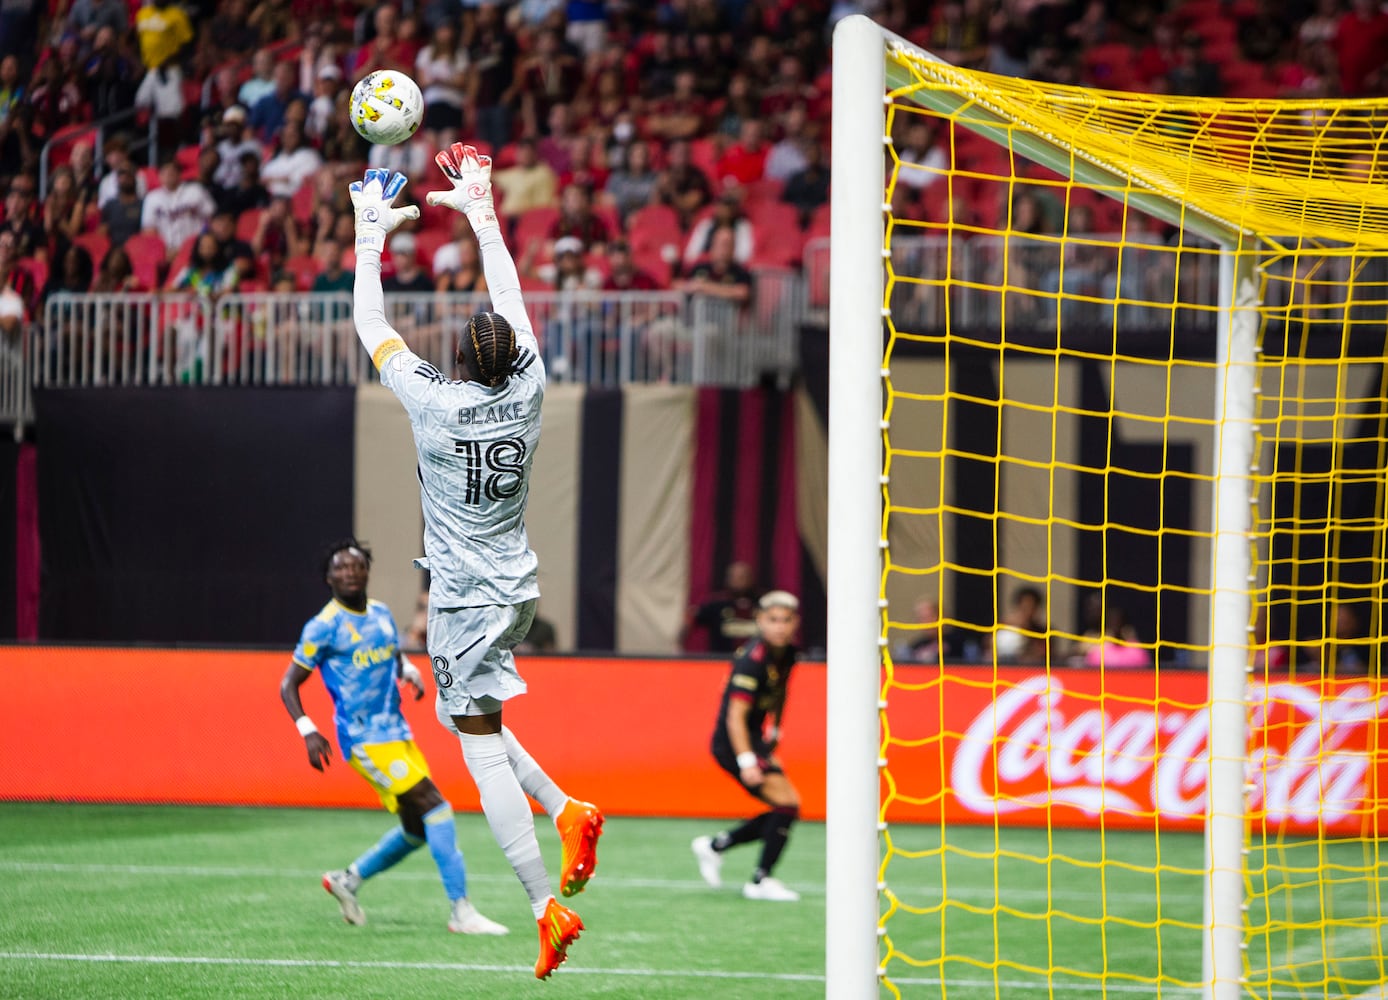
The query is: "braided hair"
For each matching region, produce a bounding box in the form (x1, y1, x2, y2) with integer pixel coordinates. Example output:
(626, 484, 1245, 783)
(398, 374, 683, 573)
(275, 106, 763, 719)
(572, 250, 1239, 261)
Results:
(460, 311, 519, 387)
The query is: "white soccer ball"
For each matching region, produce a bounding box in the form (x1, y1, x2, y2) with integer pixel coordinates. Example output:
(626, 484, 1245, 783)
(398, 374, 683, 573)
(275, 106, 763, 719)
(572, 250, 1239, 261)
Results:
(349, 70, 424, 146)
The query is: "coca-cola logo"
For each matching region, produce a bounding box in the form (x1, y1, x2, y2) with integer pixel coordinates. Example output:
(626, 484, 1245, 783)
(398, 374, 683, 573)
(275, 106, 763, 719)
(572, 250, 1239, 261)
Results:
(949, 675, 1388, 828)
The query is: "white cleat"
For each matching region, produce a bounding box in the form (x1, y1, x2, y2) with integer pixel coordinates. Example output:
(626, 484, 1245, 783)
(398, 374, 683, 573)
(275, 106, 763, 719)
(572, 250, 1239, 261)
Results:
(448, 898, 510, 935)
(322, 869, 366, 925)
(742, 877, 800, 902)
(691, 835, 723, 889)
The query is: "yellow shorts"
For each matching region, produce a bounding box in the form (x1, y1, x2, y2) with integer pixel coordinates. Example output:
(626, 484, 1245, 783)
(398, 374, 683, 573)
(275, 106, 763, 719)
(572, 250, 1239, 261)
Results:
(348, 740, 431, 813)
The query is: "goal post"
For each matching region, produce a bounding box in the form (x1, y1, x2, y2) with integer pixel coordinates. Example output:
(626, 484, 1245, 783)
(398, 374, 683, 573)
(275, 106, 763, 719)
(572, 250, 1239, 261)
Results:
(826, 13, 1388, 1000)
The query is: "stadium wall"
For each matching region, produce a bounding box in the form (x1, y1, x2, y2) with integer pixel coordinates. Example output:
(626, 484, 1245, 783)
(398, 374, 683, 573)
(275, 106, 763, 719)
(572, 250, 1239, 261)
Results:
(1, 647, 1381, 834)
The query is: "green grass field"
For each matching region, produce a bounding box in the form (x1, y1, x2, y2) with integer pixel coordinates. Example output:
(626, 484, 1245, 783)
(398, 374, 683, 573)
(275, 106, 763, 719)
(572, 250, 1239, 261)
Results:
(1, 804, 1383, 999)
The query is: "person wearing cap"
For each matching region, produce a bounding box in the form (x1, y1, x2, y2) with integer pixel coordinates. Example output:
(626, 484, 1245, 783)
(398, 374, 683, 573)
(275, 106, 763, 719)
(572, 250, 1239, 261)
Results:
(382, 232, 433, 293)
(215, 105, 262, 189)
(691, 588, 805, 903)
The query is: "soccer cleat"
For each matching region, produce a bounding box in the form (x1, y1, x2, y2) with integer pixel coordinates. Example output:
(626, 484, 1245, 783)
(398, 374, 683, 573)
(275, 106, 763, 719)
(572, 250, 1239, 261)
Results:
(448, 898, 509, 935)
(322, 869, 366, 925)
(555, 798, 604, 897)
(534, 897, 583, 980)
(741, 877, 800, 902)
(691, 835, 723, 888)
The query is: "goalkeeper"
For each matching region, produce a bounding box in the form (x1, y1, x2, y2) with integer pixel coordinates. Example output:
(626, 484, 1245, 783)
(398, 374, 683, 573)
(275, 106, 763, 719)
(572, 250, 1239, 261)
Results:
(279, 538, 508, 936)
(347, 153, 603, 981)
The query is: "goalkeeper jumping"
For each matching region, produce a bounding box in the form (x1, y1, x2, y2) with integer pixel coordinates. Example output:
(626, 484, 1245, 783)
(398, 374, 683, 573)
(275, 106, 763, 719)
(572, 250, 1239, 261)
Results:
(348, 149, 603, 980)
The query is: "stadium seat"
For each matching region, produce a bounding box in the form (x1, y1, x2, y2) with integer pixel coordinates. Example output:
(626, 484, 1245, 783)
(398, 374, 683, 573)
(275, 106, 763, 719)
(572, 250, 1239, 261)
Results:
(73, 231, 110, 271)
(512, 206, 560, 259)
(409, 229, 449, 278)
(163, 234, 196, 288)
(291, 182, 316, 226)
(282, 254, 321, 291)
(235, 208, 265, 242)
(1083, 43, 1137, 90)
(43, 123, 90, 169)
(123, 232, 166, 290)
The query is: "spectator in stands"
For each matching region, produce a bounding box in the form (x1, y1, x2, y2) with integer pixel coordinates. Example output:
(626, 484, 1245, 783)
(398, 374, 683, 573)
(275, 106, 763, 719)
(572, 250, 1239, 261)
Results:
(28, 41, 88, 138)
(95, 134, 147, 208)
(548, 183, 609, 253)
(0, 231, 38, 319)
(43, 241, 93, 297)
(294, 23, 340, 95)
(238, 48, 275, 109)
(415, 17, 469, 151)
(1082, 604, 1151, 670)
(134, 58, 188, 160)
(644, 67, 708, 142)
(893, 596, 948, 665)
(66, 0, 127, 45)
(683, 191, 753, 272)
(141, 159, 215, 259)
(92, 244, 145, 292)
(655, 137, 712, 229)
(763, 104, 811, 185)
(992, 585, 1049, 665)
(1333, 0, 1388, 97)
(601, 239, 659, 291)
(517, 27, 582, 139)
(1300, 0, 1342, 49)
(68, 140, 98, 206)
(171, 230, 236, 297)
(716, 118, 769, 189)
(246, 0, 294, 46)
(681, 560, 762, 654)
(675, 225, 752, 305)
(251, 194, 301, 271)
(603, 139, 658, 224)
(352, 3, 416, 76)
(715, 72, 760, 141)
(0, 55, 22, 123)
(85, 24, 140, 122)
(42, 165, 88, 245)
(1166, 31, 1222, 97)
(249, 62, 306, 142)
(304, 66, 344, 142)
(205, 0, 258, 63)
(492, 137, 558, 215)
(381, 231, 432, 292)
(214, 105, 262, 188)
(924, 0, 988, 68)
(134, 0, 194, 72)
(466, 0, 519, 155)
(309, 234, 352, 293)
(527, 234, 602, 290)
(216, 150, 270, 216)
(0, 285, 23, 339)
(1327, 604, 1375, 675)
(100, 165, 146, 250)
(431, 219, 485, 292)
(561, 133, 609, 193)
(781, 141, 828, 229)
(1237, 0, 1290, 64)
(574, 65, 627, 134)
(0, 104, 36, 179)
(535, 102, 577, 175)
(636, 26, 682, 101)
(261, 121, 322, 198)
(2, 174, 45, 261)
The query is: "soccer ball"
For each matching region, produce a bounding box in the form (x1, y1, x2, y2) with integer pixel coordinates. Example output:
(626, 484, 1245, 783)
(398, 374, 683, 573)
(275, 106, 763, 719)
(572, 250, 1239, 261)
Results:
(349, 70, 424, 146)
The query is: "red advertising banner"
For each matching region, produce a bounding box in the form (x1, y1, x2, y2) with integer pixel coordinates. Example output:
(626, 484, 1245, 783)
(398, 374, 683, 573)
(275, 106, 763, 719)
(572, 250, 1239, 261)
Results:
(886, 666, 1388, 836)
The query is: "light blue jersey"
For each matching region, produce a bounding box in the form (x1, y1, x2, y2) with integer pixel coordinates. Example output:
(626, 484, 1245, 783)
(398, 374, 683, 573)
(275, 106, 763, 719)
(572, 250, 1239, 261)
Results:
(292, 599, 411, 755)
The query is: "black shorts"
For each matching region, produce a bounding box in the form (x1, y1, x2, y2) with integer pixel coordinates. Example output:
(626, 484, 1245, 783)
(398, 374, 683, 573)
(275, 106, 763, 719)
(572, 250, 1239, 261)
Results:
(712, 743, 783, 797)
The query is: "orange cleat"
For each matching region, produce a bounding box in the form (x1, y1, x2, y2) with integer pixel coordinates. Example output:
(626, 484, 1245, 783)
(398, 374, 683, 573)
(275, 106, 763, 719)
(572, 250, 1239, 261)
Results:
(535, 897, 583, 980)
(555, 798, 604, 897)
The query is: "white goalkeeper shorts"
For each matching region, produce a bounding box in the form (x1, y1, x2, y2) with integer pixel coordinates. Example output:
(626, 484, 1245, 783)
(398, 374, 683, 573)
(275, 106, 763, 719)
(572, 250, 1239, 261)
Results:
(428, 599, 535, 723)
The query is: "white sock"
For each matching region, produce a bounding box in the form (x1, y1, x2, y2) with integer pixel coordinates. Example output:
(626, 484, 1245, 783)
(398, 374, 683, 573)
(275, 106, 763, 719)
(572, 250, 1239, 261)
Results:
(459, 731, 554, 919)
(501, 725, 569, 819)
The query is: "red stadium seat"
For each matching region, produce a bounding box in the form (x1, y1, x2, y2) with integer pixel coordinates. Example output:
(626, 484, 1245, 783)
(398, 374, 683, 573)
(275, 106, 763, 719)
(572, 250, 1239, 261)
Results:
(512, 206, 560, 259)
(281, 254, 321, 291)
(291, 181, 316, 225)
(123, 232, 167, 290)
(235, 208, 264, 242)
(74, 231, 110, 271)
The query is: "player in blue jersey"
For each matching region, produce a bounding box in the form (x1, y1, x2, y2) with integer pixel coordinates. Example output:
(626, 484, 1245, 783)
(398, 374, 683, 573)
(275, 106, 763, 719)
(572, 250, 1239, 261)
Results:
(348, 154, 602, 980)
(279, 538, 508, 936)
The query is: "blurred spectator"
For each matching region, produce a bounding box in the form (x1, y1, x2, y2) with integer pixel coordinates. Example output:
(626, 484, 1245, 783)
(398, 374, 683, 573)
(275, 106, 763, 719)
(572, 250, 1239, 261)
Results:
(1135, 18, 1180, 91)
(214, 106, 262, 188)
(763, 105, 812, 184)
(1238, 0, 1290, 64)
(306, 63, 345, 141)
(1166, 31, 1222, 97)
(66, 0, 128, 44)
(134, 0, 194, 72)
(992, 585, 1048, 664)
(601, 239, 659, 291)
(295, 23, 340, 95)
(781, 141, 828, 228)
(317, 93, 369, 163)
(1081, 604, 1151, 670)
(492, 137, 558, 214)
(43, 241, 94, 296)
(92, 244, 145, 292)
(309, 234, 352, 292)
(42, 165, 89, 245)
(0, 285, 24, 338)
(366, 128, 432, 180)
(564, 1, 606, 58)
(85, 24, 140, 122)
(1251, 606, 1290, 672)
(96, 137, 148, 209)
(603, 139, 658, 223)
(216, 150, 271, 215)
(924, 0, 988, 68)
(0, 104, 36, 178)
(1333, 0, 1388, 97)
(249, 62, 306, 142)
(1327, 604, 1374, 674)
(683, 191, 753, 271)
(205, 0, 258, 62)
(415, 18, 469, 150)
(207, 208, 255, 282)
(517, 28, 582, 138)
(561, 133, 609, 193)
(645, 67, 707, 142)
(466, 1, 520, 155)
(894, 118, 947, 191)
(0, 231, 37, 319)
(528, 234, 601, 290)
(68, 140, 98, 205)
(2, 174, 45, 260)
(352, 4, 417, 76)
(134, 60, 187, 160)
(548, 183, 609, 252)
(681, 559, 762, 653)
(192, 145, 225, 201)
(893, 596, 945, 664)
(261, 121, 322, 198)
(655, 137, 713, 228)
(0, 55, 21, 122)
(237, 48, 275, 109)
(29, 41, 88, 138)
(715, 72, 759, 140)
(535, 102, 577, 175)
(246, 0, 295, 46)
(1300, 0, 1342, 48)
(716, 118, 769, 188)
(432, 220, 484, 292)
(170, 231, 237, 296)
(141, 159, 215, 258)
(101, 167, 148, 249)
(675, 225, 751, 304)
(575, 65, 627, 133)
(636, 27, 682, 101)
(381, 231, 432, 292)
(251, 194, 301, 272)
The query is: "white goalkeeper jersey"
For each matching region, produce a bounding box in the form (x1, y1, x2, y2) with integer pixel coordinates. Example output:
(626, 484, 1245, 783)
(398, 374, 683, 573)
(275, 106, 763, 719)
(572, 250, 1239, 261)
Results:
(354, 225, 545, 609)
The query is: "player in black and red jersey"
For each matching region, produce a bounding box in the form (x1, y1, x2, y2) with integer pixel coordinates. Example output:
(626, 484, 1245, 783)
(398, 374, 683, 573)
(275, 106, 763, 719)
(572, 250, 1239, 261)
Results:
(691, 590, 804, 902)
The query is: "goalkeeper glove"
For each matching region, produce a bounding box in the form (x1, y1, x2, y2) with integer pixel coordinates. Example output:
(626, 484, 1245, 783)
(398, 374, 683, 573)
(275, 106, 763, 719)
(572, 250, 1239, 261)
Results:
(348, 168, 420, 256)
(427, 142, 499, 234)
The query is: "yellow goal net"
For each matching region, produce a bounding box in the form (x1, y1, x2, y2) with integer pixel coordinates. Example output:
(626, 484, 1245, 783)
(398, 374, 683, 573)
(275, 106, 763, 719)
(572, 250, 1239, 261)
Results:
(825, 13, 1388, 1000)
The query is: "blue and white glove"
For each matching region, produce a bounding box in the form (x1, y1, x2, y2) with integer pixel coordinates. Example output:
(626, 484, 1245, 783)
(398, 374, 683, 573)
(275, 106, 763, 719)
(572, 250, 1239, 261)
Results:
(348, 168, 420, 256)
(426, 142, 498, 234)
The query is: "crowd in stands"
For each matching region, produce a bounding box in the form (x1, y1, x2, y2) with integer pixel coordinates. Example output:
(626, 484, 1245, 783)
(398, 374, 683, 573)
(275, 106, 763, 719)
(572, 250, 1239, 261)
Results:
(0, 0, 1386, 334)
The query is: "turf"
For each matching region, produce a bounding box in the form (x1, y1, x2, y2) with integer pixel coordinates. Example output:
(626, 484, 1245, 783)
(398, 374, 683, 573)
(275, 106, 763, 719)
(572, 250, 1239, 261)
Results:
(1, 804, 1383, 999)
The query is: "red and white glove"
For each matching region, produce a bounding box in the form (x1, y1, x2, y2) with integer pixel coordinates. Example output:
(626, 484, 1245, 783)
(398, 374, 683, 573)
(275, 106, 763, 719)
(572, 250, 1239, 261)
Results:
(427, 142, 498, 234)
